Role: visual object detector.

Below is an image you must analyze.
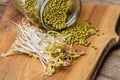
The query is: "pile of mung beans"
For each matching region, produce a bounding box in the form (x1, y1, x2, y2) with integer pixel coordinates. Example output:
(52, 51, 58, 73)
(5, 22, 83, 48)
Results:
(43, 0, 72, 30)
(12, 0, 99, 47)
(60, 22, 99, 46)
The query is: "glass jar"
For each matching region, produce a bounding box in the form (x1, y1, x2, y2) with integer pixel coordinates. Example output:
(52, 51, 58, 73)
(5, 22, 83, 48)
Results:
(12, 0, 81, 31)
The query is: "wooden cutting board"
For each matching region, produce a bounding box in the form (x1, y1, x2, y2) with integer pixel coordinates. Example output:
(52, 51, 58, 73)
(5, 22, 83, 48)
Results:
(0, 2, 120, 80)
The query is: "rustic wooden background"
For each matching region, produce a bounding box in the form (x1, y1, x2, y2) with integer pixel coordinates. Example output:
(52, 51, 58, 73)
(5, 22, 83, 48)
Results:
(0, 0, 120, 80)
(82, 0, 120, 80)
(83, 0, 120, 5)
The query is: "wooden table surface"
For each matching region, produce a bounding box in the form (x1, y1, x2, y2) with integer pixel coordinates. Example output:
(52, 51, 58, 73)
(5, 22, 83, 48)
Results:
(0, 0, 120, 80)
(82, 0, 120, 80)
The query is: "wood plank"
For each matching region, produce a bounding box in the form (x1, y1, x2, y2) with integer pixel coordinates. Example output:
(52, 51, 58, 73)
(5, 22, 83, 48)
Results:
(0, 0, 10, 3)
(0, 5, 6, 19)
(83, 0, 120, 5)
(0, 1, 120, 80)
(82, 1, 120, 80)
(101, 0, 120, 5)
(98, 52, 120, 80)
(0, 0, 10, 6)
(96, 75, 112, 80)
(82, 0, 101, 4)
(90, 38, 118, 80)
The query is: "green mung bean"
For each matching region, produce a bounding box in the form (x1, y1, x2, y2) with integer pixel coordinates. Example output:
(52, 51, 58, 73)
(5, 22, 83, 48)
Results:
(91, 46, 97, 50)
(43, 0, 72, 30)
(13, 0, 40, 25)
(24, 0, 39, 24)
(60, 21, 99, 46)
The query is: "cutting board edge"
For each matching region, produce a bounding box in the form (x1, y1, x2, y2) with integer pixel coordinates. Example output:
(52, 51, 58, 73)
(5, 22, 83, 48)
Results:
(89, 36, 119, 80)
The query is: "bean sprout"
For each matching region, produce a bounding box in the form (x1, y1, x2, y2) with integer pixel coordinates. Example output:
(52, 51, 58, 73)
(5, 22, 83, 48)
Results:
(1, 19, 84, 76)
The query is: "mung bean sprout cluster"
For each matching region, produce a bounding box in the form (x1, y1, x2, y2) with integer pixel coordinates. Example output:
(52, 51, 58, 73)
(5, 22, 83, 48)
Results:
(1, 19, 84, 75)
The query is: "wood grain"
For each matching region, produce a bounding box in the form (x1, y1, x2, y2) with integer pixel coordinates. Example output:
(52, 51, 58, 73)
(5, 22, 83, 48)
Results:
(101, 0, 120, 5)
(0, 5, 6, 19)
(82, 0, 120, 5)
(96, 75, 112, 80)
(0, 1, 120, 80)
(82, 1, 120, 80)
(0, 0, 10, 6)
(96, 47, 120, 80)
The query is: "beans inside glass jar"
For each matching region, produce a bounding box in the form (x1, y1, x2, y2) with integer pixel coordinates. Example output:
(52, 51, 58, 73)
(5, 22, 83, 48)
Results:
(12, 0, 81, 31)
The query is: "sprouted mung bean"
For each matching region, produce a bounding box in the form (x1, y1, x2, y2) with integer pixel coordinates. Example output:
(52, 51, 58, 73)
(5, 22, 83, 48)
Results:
(1, 19, 84, 76)
(8, 0, 100, 76)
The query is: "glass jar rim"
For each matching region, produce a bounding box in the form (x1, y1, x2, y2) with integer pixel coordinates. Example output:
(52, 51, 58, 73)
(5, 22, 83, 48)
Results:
(40, 0, 82, 31)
